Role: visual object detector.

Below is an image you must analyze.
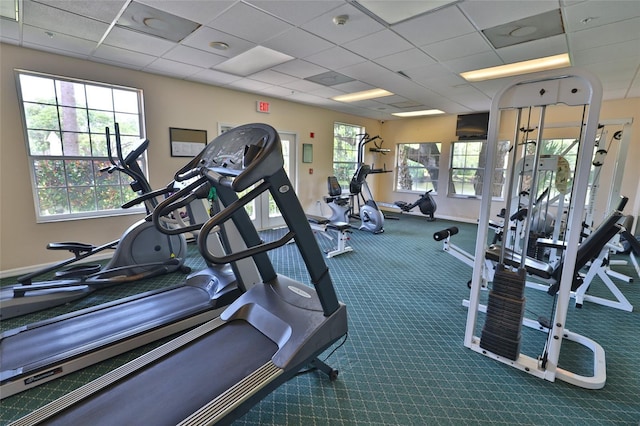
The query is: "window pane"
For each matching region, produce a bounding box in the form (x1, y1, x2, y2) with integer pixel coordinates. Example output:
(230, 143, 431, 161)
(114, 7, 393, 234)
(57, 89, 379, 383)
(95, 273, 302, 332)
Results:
(88, 109, 115, 134)
(86, 85, 113, 110)
(62, 132, 92, 156)
(59, 106, 89, 132)
(37, 187, 69, 215)
(97, 185, 123, 210)
(113, 89, 139, 114)
(56, 80, 87, 108)
(65, 159, 94, 186)
(28, 130, 62, 156)
(20, 75, 56, 103)
(115, 113, 140, 136)
(24, 103, 59, 131)
(69, 186, 97, 213)
(34, 159, 66, 187)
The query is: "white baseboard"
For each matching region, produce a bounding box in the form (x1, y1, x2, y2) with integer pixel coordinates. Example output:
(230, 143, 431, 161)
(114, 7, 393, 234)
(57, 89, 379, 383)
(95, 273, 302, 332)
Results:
(0, 252, 113, 280)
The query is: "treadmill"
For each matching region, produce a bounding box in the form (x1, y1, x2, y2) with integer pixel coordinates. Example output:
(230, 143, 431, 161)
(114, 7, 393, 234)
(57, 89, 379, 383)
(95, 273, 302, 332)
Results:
(11, 123, 348, 426)
(0, 169, 265, 399)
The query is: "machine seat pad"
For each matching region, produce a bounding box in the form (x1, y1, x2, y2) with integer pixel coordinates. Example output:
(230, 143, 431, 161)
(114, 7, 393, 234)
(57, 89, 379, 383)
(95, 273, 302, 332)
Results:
(306, 215, 330, 225)
(47, 242, 95, 253)
(485, 245, 554, 279)
(327, 222, 351, 231)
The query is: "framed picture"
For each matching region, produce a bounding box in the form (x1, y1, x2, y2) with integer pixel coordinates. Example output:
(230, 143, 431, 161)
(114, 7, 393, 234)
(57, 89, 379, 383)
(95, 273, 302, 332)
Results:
(169, 127, 207, 157)
(302, 143, 313, 163)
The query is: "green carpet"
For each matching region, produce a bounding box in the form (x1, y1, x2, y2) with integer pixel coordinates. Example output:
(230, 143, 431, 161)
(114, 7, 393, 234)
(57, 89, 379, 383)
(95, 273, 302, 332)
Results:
(1, 215, 639, 425)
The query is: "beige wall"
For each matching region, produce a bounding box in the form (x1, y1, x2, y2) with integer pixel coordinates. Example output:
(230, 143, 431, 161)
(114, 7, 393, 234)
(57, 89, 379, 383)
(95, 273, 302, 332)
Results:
(0, 44, 380, 271)
(1, 43, 639, 272)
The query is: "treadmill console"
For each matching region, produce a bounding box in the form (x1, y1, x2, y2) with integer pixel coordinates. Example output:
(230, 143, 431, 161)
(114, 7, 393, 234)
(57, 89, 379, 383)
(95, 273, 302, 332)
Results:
(199, 123, 284, 192)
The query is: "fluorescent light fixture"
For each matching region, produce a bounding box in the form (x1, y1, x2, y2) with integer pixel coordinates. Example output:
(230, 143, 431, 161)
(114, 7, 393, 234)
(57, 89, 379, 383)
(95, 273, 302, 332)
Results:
(332, 88, 394, 102)
(214, 46, 294, 77)
(355, 1, 460, 25)
(460, 53, 570, 82)
(392, 109, 445, 117)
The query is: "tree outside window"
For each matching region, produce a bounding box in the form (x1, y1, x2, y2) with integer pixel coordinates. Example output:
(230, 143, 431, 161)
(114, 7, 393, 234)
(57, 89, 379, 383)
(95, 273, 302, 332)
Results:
(16, 71, 145, 222)
(332, 122, 365, 187)
(395, 142, 441, 193)
(449, 140, 509, 198)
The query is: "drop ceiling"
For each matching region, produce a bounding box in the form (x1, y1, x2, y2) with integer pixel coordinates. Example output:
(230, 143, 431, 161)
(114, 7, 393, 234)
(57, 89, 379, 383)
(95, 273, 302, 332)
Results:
(1, 0, 639, 120)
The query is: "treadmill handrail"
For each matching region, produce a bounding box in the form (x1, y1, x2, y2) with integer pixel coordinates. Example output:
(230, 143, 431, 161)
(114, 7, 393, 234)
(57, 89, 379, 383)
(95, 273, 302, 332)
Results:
(197, 180, 295, 265)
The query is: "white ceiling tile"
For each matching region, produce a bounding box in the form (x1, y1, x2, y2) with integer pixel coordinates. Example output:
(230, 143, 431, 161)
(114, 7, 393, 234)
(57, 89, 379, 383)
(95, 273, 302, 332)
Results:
(182, 26, 256, 58)
(403, 63, 458, 84)
(249, 69, 299, 85)
(24, 0, 109, 42)
(441, 50, 503, 73)
(137, 0, 235, 25)
(227, 78, 273, 91)
(162, 45, 227, 68)
(30, 0, 125, 23)
(144, 58, 203, 78)
(342, 29, 414, 60)
(301, 3, 385, 45)
(271, 59, 328, 78)
(22, 24, 97, 56)
(421, 32, 492, 62)
(392, 4, 476, 45)
(92, 44, 157, 68)
(458, 0, 560, 30)
(497, 34, 568, 63)
(244, 0, 344, 26)
(260, 85, 298, 98)
(262, 28, 334, 58)
(337, 61, 390, 80)
(309, 86, 349, 98)
(188, 68, 242, 86)
(305, 46, 367, 69)
(563, 0, 640, 33)
(572, 39, 640, 67)
(102, 27, 176, 56)
(207, 2, 292, 44)
(626, 74, 640, 97)
(374, 48, 436, 72)
(281, 78, 327, 92)
(568, 18, 640, 52)
(0, 19, 21, 41)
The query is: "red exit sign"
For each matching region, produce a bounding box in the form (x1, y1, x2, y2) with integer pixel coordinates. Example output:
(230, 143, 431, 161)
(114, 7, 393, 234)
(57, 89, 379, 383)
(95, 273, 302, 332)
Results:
(256, 101, 270, 113)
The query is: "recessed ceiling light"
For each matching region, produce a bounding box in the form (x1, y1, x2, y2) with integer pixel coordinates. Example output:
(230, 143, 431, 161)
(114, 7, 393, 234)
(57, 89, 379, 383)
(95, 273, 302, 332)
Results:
(116, 1, 200, 43)
(460, 53, 571, 82)
(332, 88, 394, 102)
(392, 109, 445, 117)
(209, 41, 230, 51)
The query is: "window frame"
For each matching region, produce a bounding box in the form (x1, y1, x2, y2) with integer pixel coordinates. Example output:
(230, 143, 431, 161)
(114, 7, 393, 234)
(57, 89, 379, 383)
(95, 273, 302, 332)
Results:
(332, 122, 365, 188)
(448, 139, 509, 200)
(15, 69, 147, 223)
(394, 142, 441, 194)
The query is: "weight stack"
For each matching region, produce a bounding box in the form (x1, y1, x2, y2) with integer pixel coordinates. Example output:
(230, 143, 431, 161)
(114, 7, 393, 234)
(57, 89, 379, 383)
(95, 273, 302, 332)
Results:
(480, 264, 526, 360)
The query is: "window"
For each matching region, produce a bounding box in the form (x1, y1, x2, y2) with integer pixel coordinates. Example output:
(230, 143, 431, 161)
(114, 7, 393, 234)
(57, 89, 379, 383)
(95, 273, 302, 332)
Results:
(16, 70, 145, 222)
(332, 122, 365, 187)
(395, 142, 441, 193)
(449, 140, 509, 198)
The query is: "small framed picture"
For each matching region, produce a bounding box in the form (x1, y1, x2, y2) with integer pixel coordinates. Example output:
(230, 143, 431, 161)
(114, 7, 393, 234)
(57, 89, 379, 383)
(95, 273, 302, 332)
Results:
(169, 127, 207, 157)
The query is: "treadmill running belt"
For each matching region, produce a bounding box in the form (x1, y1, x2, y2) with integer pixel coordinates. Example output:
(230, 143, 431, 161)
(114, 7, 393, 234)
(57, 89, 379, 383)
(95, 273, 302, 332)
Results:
(1, 286, 212, 375)
(46, 320, 277, 426)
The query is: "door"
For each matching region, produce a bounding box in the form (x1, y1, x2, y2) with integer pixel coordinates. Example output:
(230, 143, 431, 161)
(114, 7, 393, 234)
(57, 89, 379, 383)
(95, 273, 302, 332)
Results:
(219, 125, 296, 230)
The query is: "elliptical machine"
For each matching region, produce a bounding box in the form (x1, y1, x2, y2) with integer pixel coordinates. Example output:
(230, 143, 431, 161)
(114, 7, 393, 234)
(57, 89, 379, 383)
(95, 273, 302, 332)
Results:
(349, 164, 385, 234)
(1, 124, 190, 319)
